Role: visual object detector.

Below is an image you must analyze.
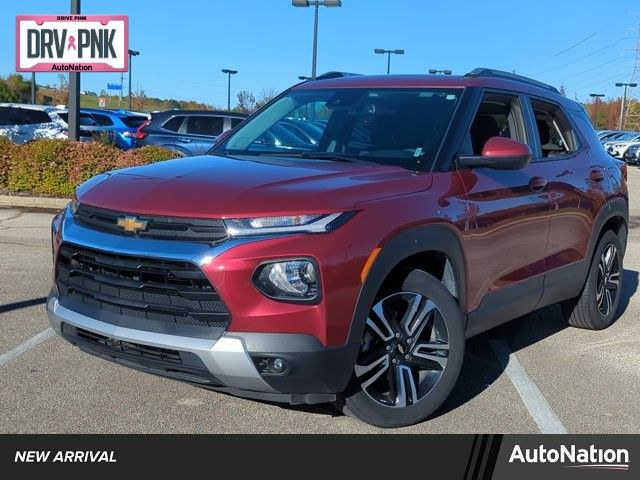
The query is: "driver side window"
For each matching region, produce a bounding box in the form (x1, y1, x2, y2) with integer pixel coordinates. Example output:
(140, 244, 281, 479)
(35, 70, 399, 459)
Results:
(465, 92, 528, 155)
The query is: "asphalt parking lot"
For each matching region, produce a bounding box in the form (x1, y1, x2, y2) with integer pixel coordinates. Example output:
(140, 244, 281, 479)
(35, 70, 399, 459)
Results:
(1, 173, 639, 434)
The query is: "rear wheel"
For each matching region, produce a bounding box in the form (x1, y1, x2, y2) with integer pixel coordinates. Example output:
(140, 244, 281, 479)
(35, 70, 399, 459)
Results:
(337, 270, 464, 428)
(562, 230, 623, 330)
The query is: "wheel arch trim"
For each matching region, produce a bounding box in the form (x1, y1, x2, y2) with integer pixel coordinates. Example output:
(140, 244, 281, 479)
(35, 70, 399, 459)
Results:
(346, 224, 467, 350)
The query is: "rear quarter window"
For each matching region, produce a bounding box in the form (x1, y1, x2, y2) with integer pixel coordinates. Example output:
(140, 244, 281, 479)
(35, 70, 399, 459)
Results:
(162, 116, 185, 132)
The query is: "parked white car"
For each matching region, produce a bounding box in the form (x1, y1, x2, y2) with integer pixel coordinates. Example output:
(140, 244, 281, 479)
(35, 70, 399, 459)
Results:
(0, 103, 67, 144)
(603, 132, 640, 159)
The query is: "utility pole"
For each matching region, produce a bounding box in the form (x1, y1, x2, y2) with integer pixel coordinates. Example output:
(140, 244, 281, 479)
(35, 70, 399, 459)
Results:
(68, 0, 81, 140)
(589, 93, 605, 128)
(623, 17, 640, 131)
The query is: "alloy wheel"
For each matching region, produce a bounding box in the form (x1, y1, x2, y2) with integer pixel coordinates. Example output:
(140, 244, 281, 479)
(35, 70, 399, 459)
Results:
(355, 292, 450, 408)
(595, 244, 620, 317)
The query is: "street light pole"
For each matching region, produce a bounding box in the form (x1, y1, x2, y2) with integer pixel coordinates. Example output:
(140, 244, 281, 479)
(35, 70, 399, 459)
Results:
(616, 82, 638, 130)
(292, 1, 342, 79)
(374, 49, 405, 74)
(222, 69, 237, 110)
(128, 49, 140, 110)
(589, 93, 605, 128)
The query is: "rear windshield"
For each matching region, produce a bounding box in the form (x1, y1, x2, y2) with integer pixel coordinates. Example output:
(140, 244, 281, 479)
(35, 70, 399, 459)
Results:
(216, 87, 461, 172)
(120, 115, 148, 128)
(0, 107, 53, 126)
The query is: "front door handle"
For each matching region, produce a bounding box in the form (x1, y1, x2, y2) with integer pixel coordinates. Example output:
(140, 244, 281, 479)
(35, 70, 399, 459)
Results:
(528, 177, 548, 192)
(177, 137, 192, 144)
(590, 169, 605, 182)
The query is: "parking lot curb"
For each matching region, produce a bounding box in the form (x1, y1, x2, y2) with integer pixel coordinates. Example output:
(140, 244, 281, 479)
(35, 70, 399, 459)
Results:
(0, 194, 69, 211)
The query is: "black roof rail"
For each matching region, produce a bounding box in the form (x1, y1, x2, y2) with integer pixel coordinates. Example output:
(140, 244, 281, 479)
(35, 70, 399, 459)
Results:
(313, 71, 362, 80)
(465, 68, 559, 94)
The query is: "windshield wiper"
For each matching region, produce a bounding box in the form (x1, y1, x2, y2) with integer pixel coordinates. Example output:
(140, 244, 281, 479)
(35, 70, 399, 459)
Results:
(260, 152, 370, 163)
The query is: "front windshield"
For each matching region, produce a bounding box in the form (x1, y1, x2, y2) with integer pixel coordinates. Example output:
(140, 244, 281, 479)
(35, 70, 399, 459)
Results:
(215, 87, 461, 172)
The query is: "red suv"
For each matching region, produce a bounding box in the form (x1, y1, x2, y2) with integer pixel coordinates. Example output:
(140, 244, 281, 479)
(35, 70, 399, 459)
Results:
(48, 69, 628, 427)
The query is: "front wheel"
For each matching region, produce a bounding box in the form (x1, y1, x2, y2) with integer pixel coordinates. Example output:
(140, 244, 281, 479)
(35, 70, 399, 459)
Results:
(337, 270, 465, 428)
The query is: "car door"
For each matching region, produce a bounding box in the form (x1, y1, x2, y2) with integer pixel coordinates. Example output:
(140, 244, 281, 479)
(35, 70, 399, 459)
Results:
(523, 97, 610, 307)
(458, 90, 551, 332)
(179, 115, 224, 155)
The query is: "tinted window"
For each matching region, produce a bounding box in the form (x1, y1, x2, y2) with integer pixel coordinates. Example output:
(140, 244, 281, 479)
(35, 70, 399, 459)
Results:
(186, 116, 224, 136)
(162, 116, 185, 132)
(0, 108, 53, 125)
(231, 118, 244, 128)
(79, 114, 98, 126)
(121, 115, 148, 128)
(466, 92, 527, 155)
(92, 114, 114, 126)
(531, 99, 580, 157)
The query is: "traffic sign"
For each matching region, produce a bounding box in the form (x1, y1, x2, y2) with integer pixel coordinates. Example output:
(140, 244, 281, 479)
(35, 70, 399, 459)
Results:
(107, 83, 122, 90)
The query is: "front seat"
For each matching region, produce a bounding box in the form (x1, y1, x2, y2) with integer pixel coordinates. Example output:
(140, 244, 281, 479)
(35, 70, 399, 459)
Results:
(470, 115, 500, 154)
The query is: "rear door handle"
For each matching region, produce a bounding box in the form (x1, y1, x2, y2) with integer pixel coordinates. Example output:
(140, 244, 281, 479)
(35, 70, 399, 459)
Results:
(528, 177, 548, 192)
(176, 137, 192, 144)
(590, 169, 605, 182)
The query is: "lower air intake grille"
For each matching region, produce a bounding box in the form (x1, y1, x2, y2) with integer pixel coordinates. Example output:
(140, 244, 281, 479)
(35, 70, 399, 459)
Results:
(56, 243, 230, 330)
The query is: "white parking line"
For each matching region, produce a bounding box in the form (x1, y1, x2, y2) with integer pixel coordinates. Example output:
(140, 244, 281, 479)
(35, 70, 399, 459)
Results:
(489, 339, 567, 434)
(0, 328, 55, 367)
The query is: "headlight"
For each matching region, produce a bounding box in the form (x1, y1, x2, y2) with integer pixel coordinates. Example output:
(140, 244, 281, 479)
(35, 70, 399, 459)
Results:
(69, 195, 79, 215)
(254, 259, 319, 302)
(224, 212, 352, 236)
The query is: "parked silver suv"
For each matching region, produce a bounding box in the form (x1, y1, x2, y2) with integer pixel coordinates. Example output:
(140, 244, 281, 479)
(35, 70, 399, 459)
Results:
(0, 103, 67, 144)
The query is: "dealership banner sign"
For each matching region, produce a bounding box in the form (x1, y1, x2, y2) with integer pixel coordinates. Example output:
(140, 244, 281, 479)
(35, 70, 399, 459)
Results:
(16, 15, 128, 72)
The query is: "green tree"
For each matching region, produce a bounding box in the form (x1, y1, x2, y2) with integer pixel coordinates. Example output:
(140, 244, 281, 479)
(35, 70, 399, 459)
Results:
(0, 74, 34, 102)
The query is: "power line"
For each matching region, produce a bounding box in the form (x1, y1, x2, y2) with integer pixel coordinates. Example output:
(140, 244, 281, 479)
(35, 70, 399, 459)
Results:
(532, 37, 629, 76)
(550, 57, 623, 84)
(552, 32, 598, 57)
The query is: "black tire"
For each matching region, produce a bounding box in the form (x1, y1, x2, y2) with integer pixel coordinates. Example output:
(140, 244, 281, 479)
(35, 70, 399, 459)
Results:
(562, 230, 623, 330)
(336, 269, 465, 428)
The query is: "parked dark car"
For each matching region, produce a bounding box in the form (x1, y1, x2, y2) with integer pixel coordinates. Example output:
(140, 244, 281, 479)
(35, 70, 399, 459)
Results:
(58, 108, 149, 150)
(135, 110, 247, 156)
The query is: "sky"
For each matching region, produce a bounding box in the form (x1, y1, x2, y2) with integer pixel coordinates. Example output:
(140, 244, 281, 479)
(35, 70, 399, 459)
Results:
(2, 0, 639, 108)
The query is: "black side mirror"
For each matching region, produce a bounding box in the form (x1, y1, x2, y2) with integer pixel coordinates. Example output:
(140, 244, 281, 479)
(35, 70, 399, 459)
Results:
(459, 137, 532, 170)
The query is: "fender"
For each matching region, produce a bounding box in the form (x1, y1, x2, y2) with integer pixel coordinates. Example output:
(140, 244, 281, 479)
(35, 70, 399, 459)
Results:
(345, 224, 467, 352)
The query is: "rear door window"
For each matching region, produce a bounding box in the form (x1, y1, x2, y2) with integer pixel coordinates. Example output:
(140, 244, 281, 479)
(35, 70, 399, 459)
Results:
(185, 116, 224, 136)
(92, 114, 114, 126)
(529, 99, 581, 158)
(22, 109, 53, 125)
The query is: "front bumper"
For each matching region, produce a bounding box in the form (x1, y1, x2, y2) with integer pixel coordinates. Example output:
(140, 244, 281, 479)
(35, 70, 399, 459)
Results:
(48, 294, 353, 404)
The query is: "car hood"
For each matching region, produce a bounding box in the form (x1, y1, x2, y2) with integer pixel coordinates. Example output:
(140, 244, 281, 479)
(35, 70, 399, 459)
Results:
(77, 154, 430, 217)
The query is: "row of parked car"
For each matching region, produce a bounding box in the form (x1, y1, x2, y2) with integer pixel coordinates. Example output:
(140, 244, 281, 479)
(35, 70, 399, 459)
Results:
(0, 103, 334, 158)
(0, 103, 249, 155)
(598, 129, 640, 165)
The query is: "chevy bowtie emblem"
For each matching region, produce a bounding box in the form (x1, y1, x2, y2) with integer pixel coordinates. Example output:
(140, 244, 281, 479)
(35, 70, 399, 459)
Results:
(116, 216, 148, 233)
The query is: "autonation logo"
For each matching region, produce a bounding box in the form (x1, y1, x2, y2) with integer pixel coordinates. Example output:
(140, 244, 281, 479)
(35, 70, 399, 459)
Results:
(509, 444, 630, 471)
